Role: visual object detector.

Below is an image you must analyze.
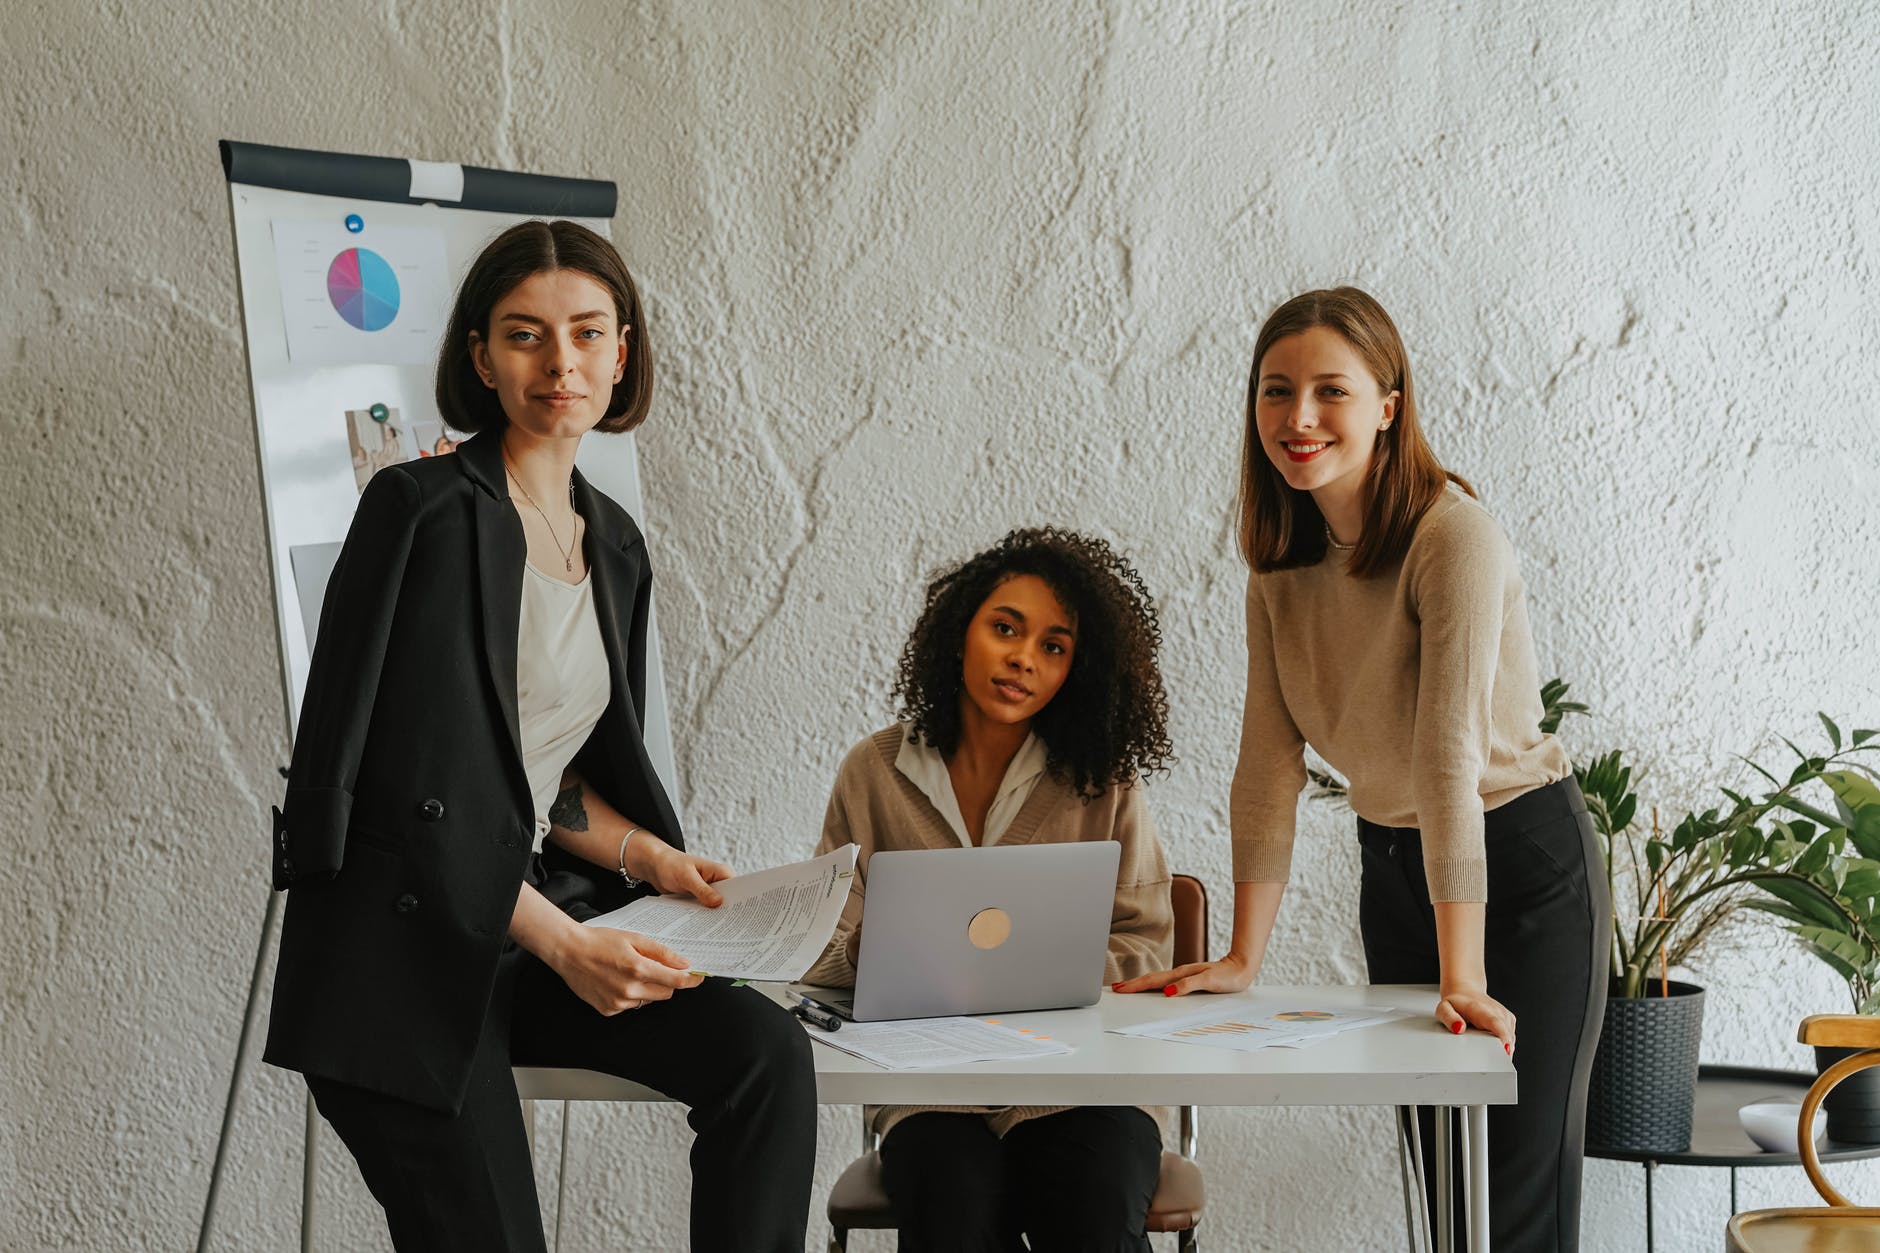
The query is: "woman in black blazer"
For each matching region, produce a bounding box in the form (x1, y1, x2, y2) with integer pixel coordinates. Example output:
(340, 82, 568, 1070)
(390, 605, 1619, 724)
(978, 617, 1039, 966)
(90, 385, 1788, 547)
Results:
(264, 221, 815, 1253)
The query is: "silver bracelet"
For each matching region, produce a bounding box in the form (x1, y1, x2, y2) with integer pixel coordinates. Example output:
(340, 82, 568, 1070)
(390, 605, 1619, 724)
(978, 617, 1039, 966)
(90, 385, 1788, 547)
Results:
(617, 826, 646, 888)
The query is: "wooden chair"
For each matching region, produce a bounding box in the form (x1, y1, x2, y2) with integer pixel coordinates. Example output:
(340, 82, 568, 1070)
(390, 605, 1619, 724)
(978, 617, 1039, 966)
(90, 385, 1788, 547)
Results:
(824, 873, 1209, 1252)
(1725, 1014, 1880, 1251)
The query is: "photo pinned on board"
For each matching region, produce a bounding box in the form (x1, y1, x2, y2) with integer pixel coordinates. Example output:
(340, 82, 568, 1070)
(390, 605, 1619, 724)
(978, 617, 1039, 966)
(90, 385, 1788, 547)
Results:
(343, 407, 468, 493)
(346, 405, 412, 493)
(409, 418, 465, 460)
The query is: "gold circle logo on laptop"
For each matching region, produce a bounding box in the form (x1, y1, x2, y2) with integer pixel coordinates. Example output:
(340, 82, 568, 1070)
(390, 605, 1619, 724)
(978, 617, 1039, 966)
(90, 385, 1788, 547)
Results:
(967, 907, 1012, 950)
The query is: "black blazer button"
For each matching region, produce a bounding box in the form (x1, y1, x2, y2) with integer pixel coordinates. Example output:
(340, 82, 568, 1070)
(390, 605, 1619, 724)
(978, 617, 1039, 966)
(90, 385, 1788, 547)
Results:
(419, 799, 445, 821)
(280, 856, 295, 875)
(394, 893, 418, 914)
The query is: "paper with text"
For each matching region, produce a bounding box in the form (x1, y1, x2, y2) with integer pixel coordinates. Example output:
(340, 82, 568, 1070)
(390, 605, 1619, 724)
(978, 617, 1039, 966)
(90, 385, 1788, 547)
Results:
(803, 1015, 1073, 1070)
(584, 845, 858, 982)
(1110, 995, 1415, 1053)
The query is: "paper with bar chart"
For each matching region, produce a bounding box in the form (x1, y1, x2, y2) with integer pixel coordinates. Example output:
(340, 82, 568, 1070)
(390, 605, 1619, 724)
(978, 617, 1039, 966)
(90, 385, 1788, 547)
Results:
(270, 219, 451, 366)
(1110, 995, 1416, 1053)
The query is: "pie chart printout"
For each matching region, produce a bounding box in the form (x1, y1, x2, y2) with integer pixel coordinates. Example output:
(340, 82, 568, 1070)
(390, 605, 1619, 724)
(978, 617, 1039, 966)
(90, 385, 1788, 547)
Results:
(326, 247, 401, 332)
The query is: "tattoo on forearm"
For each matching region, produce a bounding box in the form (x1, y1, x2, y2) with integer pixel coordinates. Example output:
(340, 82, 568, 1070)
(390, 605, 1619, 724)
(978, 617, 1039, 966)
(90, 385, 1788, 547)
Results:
(549, 783, 589, 832)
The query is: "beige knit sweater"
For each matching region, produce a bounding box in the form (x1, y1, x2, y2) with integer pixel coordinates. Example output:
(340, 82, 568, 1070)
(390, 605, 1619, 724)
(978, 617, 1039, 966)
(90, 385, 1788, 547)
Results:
(804, 725, 1173, 1138)
(1231, 486, 1572, 903)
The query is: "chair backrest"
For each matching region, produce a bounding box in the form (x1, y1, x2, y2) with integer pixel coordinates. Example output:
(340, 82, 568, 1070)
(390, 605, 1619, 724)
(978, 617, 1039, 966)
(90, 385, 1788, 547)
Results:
(1170, 874, 1208, 967)
(1795, 1019, 1880, 1208)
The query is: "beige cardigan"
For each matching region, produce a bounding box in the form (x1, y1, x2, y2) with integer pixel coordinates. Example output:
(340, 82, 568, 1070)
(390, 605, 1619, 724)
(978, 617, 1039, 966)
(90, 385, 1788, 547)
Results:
(804, 725, 1173, 1138)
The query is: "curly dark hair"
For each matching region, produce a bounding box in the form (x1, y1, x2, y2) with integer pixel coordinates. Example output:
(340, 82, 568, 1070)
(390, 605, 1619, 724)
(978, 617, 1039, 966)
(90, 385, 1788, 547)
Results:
(893, 527, 1175, 798)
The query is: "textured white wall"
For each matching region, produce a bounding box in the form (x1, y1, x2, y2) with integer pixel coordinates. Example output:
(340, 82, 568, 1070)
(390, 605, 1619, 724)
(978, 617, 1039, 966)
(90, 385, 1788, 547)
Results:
(5, 1, 1880, 1249)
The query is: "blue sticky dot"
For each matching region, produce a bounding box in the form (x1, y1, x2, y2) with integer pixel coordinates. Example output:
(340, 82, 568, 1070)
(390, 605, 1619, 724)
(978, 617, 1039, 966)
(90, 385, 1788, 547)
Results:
(344, 214, 364, 233)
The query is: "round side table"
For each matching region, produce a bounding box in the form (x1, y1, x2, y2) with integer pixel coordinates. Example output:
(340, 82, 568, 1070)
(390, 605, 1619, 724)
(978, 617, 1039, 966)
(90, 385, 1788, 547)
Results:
(1587, 1064, 1880, 1251)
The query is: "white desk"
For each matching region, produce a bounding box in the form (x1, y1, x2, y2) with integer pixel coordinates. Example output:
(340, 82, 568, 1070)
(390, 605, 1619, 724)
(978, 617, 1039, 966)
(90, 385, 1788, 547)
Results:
(516, 983, 1516, 1251)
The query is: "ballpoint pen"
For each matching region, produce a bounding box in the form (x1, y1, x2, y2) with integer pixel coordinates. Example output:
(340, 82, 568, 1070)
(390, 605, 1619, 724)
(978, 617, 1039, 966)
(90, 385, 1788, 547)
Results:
(791, 995, 843, 1032)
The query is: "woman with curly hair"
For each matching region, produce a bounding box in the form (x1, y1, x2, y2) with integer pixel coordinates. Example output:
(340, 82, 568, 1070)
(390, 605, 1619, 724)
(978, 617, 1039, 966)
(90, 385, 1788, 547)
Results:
(802, 526, 1176, 1253)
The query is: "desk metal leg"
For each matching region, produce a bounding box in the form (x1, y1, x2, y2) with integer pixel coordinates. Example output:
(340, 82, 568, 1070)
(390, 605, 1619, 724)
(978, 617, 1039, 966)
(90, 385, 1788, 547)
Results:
(301, 1092, 318, 1253)
(1434, 1106, 1452, 1253)
(1395, 1107, 1429, 1253)
(1729, 1165, 1737, 1215)
(554, 1102, 572, 1253)
(1644, 1160, 1655, 1253)
(1466, 1105, 1489, 1253)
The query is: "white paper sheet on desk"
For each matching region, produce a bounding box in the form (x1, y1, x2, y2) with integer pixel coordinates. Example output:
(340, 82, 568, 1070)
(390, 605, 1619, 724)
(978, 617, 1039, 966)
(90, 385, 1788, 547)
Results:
(802, 1016, 1073, 1070)
(583, 844, 858, 983)
(1110, 995, 1415, 1053)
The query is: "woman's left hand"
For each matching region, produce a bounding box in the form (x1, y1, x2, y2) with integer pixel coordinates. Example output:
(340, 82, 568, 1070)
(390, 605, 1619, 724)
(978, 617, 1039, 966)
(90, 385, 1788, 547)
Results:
(643, 844, 734, 907)
(1435, 988, 1516, 1057)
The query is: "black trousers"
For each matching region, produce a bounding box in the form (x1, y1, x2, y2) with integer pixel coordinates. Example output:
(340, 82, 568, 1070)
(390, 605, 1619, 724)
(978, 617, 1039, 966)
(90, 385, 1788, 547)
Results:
(306, 951, 816, 1253)
(878, 1106, 1163, 1253)
(1358, 776, 1608, 1253)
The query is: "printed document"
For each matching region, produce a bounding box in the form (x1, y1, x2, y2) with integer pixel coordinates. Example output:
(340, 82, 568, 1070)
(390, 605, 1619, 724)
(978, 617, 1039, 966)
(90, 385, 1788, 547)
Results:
(802, 1016, 1073, 1070)
(584, 845, 858, 983)
(1110, 994, 1415, 1053)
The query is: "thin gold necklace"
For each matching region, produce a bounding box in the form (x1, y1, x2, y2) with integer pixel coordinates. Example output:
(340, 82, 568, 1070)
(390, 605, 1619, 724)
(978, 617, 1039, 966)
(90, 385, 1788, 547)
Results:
(503, 457, 579, 573)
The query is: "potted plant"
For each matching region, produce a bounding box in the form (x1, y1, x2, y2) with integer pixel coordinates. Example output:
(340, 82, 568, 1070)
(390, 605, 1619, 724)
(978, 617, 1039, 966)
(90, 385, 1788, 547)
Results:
(1741, 731, 1880, 1140)
(1578, 713, 1879, 1152)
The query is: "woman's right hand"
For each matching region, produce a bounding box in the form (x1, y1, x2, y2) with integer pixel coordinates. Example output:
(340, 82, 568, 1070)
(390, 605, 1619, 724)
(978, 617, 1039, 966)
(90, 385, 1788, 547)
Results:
(550, 924, 703, 1016)
(1112, 950, 1259, 997)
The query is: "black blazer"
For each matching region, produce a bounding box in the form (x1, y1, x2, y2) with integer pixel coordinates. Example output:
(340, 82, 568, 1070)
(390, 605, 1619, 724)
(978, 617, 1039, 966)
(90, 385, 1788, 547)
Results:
(262, 431, 682, 1114)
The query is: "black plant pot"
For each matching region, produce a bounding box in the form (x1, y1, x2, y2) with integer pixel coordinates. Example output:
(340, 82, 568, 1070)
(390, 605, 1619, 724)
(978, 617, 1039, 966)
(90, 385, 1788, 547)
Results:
(1814, 1045, 1880, 1144)
(1585, 979, 1707, 1154)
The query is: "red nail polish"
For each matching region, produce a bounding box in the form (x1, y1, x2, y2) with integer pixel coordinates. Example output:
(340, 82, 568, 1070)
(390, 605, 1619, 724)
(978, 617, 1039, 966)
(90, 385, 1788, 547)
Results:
(1111, 982, 1124, 992)
(1164, 985, 1179, 997)
(1504, 1042, 1513, 1054)
(1451, 1021, 1464, 1034)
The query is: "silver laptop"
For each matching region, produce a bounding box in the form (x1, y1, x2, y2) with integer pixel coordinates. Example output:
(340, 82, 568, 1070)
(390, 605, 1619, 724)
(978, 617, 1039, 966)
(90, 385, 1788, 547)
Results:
(800, 842, 1120, 1022)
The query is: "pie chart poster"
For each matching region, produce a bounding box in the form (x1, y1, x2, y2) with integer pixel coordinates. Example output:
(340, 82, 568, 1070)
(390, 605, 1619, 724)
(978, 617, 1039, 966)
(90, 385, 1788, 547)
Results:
(269, 219, 450, 367)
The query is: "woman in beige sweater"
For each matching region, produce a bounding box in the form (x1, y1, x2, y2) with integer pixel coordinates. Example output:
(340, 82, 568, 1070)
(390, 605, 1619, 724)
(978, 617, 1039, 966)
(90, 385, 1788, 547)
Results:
(1119, 288, 1607, 1252)
(805, 527, 1175, 1253)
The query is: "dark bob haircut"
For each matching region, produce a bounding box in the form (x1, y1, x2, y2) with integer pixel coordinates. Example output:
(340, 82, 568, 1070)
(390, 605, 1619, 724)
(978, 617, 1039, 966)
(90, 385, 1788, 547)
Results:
(434, 219, 654, 434)
(893, 527, 1175, 798)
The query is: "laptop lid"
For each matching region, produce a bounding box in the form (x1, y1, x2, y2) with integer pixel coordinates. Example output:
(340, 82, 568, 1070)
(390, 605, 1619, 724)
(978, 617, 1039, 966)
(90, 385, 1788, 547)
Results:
(842, 842, 1121, 1022)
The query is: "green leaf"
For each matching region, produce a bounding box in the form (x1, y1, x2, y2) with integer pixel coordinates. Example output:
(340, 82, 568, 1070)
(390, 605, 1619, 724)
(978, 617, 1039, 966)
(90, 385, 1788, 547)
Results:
(1821, 713, 1844, 753)
(1738, 755, 1785, 789)
(1794, 924, 1873, 969)
(1755, 877, 1846, 928)
(1793, 838, 1834, 879)
(1797, 935, 1866, 983)
(1747, 899, 1819, 927)
(1612, 795, 1637, 833)
(1855, 729, 1877, 747)
(1647, 840, 1666, 874)
(1824, 770, 1880, 811)
(1839, 868, 1880, 902)
(1729, 826, 1763, 865)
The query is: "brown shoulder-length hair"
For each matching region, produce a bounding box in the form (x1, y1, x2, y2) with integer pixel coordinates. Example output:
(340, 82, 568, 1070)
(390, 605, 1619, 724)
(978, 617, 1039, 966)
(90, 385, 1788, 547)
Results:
(1236, 286, 1472, 577)
(434, 219, 653, 434)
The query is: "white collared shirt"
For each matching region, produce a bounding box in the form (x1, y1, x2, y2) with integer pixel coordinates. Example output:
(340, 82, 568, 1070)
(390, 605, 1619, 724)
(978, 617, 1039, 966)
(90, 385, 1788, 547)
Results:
(893, 723, 1048, 848)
